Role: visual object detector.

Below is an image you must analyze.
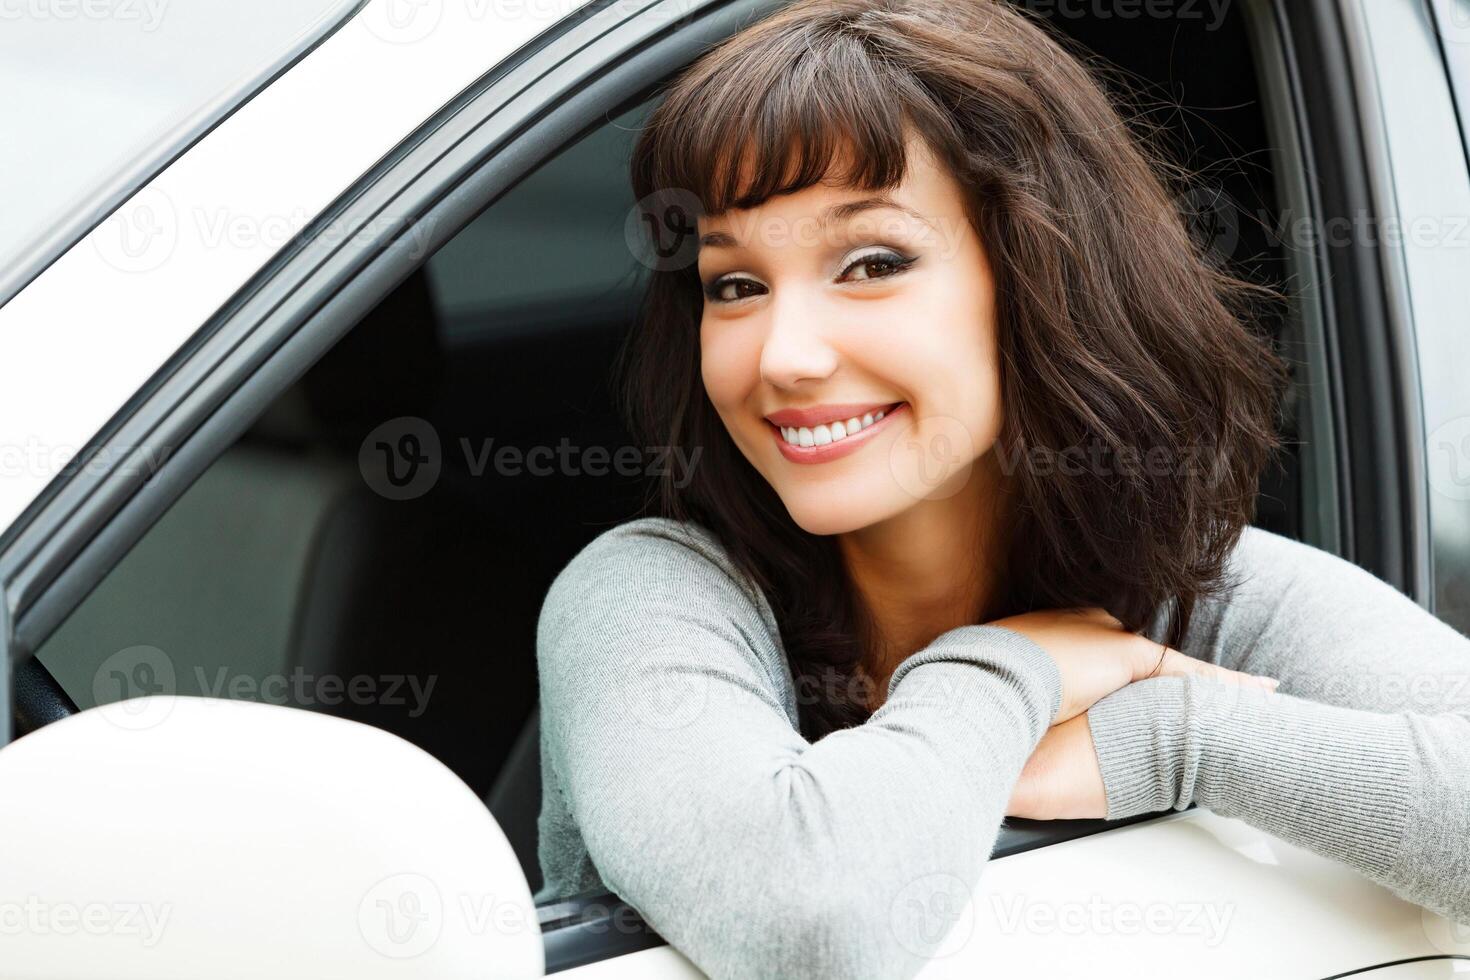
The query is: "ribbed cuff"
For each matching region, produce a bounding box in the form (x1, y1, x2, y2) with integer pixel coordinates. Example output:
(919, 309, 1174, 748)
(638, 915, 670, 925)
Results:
(1087, 675, 1415, 880)
(1086, 676, 1195, 819)
(886, 624, 1063, 743)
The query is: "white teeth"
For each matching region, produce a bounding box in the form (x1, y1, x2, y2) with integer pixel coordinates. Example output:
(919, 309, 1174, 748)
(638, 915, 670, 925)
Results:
(777, 405, 899, 447)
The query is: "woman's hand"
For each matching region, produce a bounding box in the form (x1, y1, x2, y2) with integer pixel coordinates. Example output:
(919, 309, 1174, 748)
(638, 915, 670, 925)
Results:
(987, 606, 1277, 726)
(1006, 712, 1107, 820)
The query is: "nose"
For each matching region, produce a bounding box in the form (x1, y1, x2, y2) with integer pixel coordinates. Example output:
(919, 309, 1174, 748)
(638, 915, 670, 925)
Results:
(759, 289, 840, 389)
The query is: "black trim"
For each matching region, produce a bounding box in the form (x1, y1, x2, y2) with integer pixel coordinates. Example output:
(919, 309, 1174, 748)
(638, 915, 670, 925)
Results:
(14, 658, 77, 737)
(1320, 955, 1470, 979)
(0, 0, 370, 313)
(992, 806, 1190, 857)
(1429, 0, 1470, 173)
(539, 892, 669, 974)
(1277, 0, 1420, 592)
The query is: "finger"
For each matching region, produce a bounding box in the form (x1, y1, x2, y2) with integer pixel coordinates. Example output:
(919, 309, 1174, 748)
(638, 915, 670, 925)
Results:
(1155, 650, 1278, 690)
(1074, 606, 1123, 629)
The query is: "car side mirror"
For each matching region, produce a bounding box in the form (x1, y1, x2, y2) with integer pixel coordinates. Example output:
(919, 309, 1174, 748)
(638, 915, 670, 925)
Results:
(0, 695, 545, 979)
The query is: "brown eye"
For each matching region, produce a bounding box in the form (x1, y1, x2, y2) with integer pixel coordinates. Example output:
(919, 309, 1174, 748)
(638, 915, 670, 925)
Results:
(704, 276, 764, 303)
(839, 249, 918, 283)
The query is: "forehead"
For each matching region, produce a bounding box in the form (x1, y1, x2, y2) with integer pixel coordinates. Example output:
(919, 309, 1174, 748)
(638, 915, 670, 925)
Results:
(697, 130, 958, 231)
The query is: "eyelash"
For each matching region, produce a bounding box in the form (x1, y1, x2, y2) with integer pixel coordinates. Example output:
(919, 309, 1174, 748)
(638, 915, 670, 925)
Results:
(701, 248, 919, 304)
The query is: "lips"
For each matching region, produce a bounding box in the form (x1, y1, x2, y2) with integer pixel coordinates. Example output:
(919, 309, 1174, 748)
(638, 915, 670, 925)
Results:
(764, 401, 902, 428)
(768, 401, 909, 465)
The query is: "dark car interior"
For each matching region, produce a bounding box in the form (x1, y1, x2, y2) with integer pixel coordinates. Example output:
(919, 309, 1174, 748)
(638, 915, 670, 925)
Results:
(35, 2, 1304, 905)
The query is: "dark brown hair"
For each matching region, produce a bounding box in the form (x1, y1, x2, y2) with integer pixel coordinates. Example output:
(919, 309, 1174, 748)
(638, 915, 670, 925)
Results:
(617, 0, 1289, 739)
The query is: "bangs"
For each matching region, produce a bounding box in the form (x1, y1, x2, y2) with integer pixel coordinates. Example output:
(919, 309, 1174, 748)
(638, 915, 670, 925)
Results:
(637, 23, 939, 215)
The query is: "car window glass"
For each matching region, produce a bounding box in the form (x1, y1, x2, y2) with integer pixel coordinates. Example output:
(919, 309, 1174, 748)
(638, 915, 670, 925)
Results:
(0, 0, 359, 291)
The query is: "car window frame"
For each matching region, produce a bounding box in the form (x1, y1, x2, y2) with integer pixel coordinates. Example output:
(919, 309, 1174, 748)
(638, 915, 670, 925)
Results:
(1277, 0, 1430, 599)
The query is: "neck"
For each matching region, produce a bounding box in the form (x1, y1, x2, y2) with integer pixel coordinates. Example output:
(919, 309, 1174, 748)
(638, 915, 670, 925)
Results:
(837, 452, 1008, 706)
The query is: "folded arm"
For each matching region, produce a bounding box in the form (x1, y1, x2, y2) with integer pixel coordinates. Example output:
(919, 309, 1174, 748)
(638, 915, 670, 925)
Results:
(1087, 525, 1470, 922)
(536, 519, 1062, 980)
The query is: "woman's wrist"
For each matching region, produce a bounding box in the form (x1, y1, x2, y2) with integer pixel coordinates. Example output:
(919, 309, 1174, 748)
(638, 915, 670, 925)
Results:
(1085, 676, 1197, 819)
(886, 623, 1063, 742)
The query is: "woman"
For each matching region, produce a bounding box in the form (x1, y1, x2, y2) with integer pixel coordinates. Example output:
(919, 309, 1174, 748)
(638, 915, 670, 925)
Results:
(534, 0, 1470, 976)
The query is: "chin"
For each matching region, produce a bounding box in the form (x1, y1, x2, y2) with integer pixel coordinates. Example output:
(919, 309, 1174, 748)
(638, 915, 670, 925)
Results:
(779, 491, 907, 537)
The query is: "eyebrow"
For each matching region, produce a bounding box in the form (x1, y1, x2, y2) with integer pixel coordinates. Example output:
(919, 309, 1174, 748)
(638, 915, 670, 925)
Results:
(698, 195, 935, 248)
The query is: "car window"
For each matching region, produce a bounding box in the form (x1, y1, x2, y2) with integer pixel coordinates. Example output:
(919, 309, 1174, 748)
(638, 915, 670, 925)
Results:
(0, 0, 360, 301)
(424, 109, 648, 350)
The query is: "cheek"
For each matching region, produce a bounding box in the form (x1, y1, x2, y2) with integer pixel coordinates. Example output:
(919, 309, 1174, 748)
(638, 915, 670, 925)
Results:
(699, 319, 760, 412)
(896, 267, 1003, 434)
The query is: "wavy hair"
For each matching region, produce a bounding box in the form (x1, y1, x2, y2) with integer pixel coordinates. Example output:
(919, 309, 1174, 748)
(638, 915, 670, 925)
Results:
(616, 0, 1289, 739)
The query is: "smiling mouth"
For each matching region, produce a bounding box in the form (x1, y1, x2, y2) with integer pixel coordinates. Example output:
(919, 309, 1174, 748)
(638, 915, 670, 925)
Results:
(767, 401, 908, 464)
(771, 403, 902, 447)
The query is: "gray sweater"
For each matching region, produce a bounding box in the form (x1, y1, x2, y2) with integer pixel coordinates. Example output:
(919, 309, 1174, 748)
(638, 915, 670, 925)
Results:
(534, 516, 1470, 978)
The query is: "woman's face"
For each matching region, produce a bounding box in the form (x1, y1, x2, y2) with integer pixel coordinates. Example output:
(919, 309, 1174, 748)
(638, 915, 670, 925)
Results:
(697, 135, 1005, 536)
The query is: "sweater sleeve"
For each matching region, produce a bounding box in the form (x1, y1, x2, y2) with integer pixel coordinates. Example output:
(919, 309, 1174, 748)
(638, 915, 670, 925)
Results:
(1086, 524, 1470, 923)
(535, 518, 1062, 980)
